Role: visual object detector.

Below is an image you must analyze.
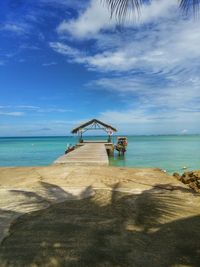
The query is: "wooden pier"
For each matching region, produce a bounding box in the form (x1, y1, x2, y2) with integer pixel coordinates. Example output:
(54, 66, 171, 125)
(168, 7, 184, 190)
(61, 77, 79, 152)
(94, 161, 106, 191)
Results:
(54, 119, 117, 166)
(54, 142, 113, 166)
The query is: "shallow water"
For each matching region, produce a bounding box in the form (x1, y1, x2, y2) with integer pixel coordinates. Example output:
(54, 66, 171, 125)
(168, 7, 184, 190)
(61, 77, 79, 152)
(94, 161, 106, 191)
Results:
(0, 135, 199, 173)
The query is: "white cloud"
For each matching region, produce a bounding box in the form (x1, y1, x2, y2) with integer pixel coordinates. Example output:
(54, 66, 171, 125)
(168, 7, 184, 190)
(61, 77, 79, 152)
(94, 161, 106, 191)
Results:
(48, 0, 200, 133)
(57, 0, 177, 39)
(52, 15, 200, 73)
(57, 0, 114, 38)
(90, 73, 200, 112)
(0, 111, 24, 116)
(90, 71, 200, 130)
(49, 42, 80, 57)
(0, 105, 72, 116)
(20, 45, 40, 50)
(100, 109, 154, 124)
(17, 105, 72, 113)
(17, 105, 40, 109)
(99, 107, 200, 128)
(140, 0, 176, 23)
(37, 108, 72, 113)
(49, 41, 139, 71)
(1, 23, 28, 35)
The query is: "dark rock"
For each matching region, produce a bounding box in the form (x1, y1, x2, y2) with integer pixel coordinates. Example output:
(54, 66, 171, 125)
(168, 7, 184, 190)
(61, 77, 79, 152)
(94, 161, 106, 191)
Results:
(189, 182, 200, 193)
(176, 170, 200, 193)
(173, 172, 181, 180)
(181, 175, 192, 184)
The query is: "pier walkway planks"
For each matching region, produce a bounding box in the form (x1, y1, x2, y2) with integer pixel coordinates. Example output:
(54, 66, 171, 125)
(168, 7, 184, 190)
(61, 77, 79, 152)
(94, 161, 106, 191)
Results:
(54, 143, 109, 166)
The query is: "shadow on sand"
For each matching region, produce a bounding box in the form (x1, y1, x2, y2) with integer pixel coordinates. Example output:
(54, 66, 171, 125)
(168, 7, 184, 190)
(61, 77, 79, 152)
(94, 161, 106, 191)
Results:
(0, 182, 200, 267)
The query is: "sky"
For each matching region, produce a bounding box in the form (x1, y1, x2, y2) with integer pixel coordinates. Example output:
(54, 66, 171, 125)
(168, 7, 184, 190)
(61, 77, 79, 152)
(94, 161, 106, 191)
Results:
(0, 0, 200, 136)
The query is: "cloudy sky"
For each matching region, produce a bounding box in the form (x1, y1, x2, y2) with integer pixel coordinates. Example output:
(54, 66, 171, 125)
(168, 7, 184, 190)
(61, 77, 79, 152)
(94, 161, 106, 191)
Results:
(0, 0, 200, 136)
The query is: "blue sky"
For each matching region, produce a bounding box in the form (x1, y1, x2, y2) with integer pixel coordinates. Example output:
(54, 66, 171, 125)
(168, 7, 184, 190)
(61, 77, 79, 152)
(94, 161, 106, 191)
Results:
(0, 0, 200, 136)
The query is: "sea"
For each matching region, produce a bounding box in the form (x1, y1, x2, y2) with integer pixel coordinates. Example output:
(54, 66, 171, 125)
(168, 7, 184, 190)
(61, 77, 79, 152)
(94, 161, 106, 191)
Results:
(0, 135, 199, 174)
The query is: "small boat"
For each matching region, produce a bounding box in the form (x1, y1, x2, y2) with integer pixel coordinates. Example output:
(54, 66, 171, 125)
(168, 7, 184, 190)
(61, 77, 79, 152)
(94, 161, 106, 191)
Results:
(115, 137, 128, 156)
(65, 145, 75, 154)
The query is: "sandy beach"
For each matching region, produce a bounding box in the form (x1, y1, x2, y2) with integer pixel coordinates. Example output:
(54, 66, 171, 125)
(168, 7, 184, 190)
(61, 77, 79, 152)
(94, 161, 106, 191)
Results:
(0, 165, 200, 266)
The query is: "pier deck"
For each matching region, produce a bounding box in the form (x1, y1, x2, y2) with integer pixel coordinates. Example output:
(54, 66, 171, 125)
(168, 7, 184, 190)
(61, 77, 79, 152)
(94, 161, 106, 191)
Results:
(54, 142, 112, 166)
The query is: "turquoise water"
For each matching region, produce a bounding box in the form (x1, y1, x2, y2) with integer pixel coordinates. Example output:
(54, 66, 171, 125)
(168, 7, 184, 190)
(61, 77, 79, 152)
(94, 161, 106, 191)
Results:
(0, 135, 199, 174)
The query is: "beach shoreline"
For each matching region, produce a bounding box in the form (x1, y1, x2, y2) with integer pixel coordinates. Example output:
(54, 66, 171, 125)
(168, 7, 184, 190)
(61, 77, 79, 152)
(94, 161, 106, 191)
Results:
(1, 135, 199, 173)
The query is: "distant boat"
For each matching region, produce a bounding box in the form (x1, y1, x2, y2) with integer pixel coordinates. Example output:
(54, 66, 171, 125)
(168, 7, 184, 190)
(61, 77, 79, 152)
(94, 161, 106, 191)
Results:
(115, 137, 128, 156)
(182, 166, 188, 170)
(64, 144, 75, 154)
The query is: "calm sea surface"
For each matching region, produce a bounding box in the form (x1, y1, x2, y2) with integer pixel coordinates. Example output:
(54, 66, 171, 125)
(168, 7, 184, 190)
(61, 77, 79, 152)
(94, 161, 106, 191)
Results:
(0, 135, 199, 174)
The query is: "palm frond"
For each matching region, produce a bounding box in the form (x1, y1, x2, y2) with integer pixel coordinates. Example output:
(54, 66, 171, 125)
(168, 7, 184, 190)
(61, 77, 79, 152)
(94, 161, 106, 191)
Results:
(104, 0, 200, 21)
(104, 0, 144, 21)
(179, 0, 200, 15)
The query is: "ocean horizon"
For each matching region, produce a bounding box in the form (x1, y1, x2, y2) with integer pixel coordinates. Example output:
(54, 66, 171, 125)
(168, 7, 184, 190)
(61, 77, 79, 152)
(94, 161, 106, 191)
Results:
(1, 133, 200, 138)
(0, 135, 199, 174)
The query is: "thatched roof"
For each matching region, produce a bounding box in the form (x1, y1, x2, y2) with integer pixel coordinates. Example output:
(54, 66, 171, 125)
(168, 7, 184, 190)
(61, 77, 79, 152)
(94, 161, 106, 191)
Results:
(71, 119, 117, 134)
